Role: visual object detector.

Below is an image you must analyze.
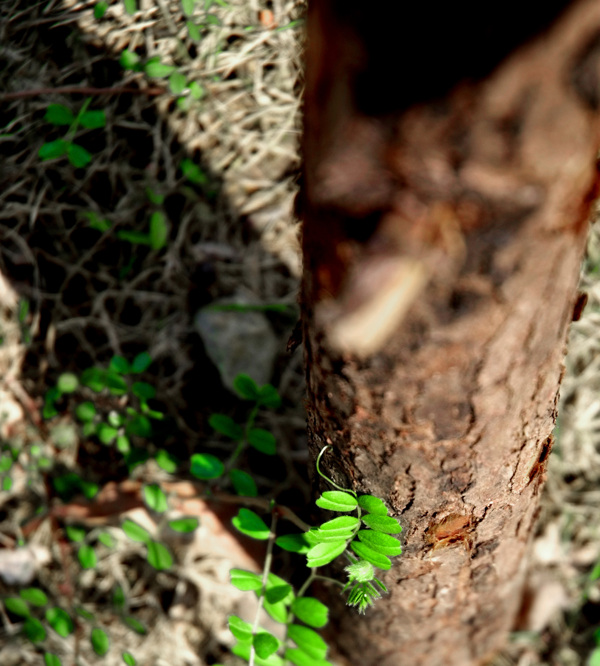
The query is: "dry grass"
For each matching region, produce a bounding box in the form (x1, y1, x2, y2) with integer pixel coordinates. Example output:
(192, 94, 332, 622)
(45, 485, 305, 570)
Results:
(0, 1, 599, 665)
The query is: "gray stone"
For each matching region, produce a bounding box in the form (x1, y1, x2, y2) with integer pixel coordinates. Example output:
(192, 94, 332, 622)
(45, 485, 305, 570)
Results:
(194, 293, 279, 392)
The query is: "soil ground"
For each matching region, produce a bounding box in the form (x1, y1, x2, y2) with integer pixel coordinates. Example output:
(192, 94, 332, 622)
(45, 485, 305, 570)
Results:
(0, 2, 599, 665)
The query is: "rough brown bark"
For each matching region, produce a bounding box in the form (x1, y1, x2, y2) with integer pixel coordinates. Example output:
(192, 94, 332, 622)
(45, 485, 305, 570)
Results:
(301, 2, 600, 665)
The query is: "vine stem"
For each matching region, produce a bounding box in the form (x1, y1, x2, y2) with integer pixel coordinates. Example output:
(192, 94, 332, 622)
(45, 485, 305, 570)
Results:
(316, 446, 357, 496)
(249, 504, 278, 666)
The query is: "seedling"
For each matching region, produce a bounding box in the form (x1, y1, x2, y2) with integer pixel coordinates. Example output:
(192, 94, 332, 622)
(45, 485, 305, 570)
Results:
(38, 99, 106, 168)
(228, 445, 403, 665)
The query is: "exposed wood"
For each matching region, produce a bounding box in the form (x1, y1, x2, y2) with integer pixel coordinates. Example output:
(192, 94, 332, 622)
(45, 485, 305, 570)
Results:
(301, 1, 600, 664)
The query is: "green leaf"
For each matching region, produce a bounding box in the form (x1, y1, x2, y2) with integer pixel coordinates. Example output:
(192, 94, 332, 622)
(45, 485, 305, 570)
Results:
(265, 581, 292, 604)
(190, 452, 224, 479)
(229, 469, 258, 497)
(123, 0, 137, 14)
(131, 352, 152, 373)
(83, 210, 111, 231)
(5, 597, 30, 617)
(91, 627, 110, 656)
(116, 435, 131, 454)
(106, 371, 128, 395)
(46, 607, 74, 637)
(290, 597, 328, 628)
(257, 384, 281, 409)
(56, 373, 78, 393)
(120, 49, 141, 70)
(113, 586, 125, 609)
(67, 143, 92, 168)
(122, 653, 137, 666)
(97, 423, 118, 445)
(45, 104, 75, 126)
(275, 533, 312, 554)
(123, 616, 146, 634)
(254, 632, 279, 659)
(168, 517, 199, 533)
(118, 230, 151, 245)
(149, 211, 169, 250)
(20, 588, 48, 606)
(361, 514, 402, 534)
(319, 516, 360, 535)
(232, 642, 284, 666)
(230, 568, 263, 592)
(262, 597, 288, 624)
(76, 401, 96, 422)
(80, 110, 106, 129)
(349, 541, 392, 570)
(75, 606, 95, 621)
(248, 428, 276, 455)
(98, 531, 116, 548)
(122, 519, 151, 544)
(316, 491, 357, 512)
(589, 649, 600, 666)
(306, 540, 347, 568)
(208, 413, 243, 440)
(356, 530, 402, 556)
(233, 374, 260, 401)
(181, 158, 208, 185)
(188, 80, 204, 99)
(24, 617, 46, 642)
(147, 540, 172, 570)
(228, 615, 253, 641)
(81, 367, 107, 391)
(39, 139, 69, 161)
(169, 71, 188, 96)
(107, 411, 124, 427)
(146, 187, 165, 204)
(181, 0, 195, 16)
(187, 22, 202, 41)
(143, 484, 168, 512)
(145, 58, 175, 78)
(78, 544, 97, 569)
(110, 355, 130, 374)
(284, 648, 331, 666)
(94, 1, 109, 19)
(358, 495, 388, 516)
(2, 476, 12, 491)
(125, 414, 152, 438)
(287, 624, 328, 660)
(66, 524, 86, 542)
(44, 654, 61, 666)
(232, 508, 270, 540)
(155, 449, 178, 473)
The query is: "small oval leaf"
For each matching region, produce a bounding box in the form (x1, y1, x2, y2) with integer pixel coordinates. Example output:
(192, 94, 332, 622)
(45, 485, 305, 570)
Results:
(316, 491, 358, 512)
(291, 597, 329, 629)
(190, 453, 224, 479)
(248, 428, 276, 455)
(306, 540, 347, 568)
(357, 495, 389, 516)
(208, 414, 243, 440)
(146, 541, 172, 570)
(91, 627, 110, 656)
(232, 508, 270, 540)
(361, 514, 402, 534)
(350, 540, 392, 570)
(229, 469, 258, 497)
(230, 569, 263, 592)
(356, 530, 402, 556)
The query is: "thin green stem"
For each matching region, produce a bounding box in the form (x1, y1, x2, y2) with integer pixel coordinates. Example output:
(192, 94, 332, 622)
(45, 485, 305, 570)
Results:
(316, 446, 356, 496)
(249, 503, 278, 666)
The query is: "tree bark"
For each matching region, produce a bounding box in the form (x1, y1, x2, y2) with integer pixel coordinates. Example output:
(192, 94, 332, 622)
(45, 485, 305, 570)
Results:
(300, 2, 600, 665)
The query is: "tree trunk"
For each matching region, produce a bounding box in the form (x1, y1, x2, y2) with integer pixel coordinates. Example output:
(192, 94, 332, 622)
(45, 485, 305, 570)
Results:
(300, 2, 600, 664)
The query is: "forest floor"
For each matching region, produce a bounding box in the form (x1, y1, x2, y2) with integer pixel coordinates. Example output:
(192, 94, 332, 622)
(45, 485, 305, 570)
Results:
(0, 1, 599, 666)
